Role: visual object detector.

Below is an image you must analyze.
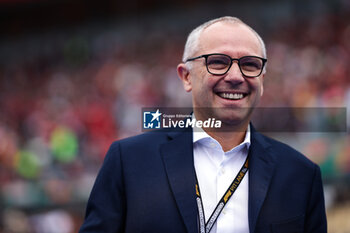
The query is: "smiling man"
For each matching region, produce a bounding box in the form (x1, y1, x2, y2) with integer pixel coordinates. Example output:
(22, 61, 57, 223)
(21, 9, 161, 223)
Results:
(177, 18, 266, 151)
(79, 16, 327, 233)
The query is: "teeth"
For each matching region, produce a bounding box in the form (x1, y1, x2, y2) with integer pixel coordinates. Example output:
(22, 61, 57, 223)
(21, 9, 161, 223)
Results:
(220, 93, 244, 100)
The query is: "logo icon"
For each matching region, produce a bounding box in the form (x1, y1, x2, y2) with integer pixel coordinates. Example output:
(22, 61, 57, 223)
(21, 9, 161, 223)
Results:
(143, 109, 162, 129)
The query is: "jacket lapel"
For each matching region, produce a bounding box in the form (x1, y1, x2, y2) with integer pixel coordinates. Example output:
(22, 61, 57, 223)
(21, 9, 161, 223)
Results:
(248, 126, 277, 233)
(160, 128, 198, 233)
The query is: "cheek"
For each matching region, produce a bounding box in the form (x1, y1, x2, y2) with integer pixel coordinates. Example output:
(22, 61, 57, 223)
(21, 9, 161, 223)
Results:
(191, 78, 214, 104)
(192, 72, 214, 91)
(250, 78, 264, 96)
(190, 67, 219, 98)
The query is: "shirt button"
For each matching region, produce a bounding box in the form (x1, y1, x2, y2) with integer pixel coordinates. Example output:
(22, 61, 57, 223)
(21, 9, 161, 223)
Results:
(210, 142, 216, 147)
(221, 168, 226, 174)
(222, 210, 227, 215)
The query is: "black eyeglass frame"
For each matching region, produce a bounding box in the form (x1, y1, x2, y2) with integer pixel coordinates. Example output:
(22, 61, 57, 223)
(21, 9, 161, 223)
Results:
(185, 53, 267, 77)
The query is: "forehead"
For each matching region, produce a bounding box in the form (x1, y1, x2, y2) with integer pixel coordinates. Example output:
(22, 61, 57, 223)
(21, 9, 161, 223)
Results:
(198, 22, 262, 57)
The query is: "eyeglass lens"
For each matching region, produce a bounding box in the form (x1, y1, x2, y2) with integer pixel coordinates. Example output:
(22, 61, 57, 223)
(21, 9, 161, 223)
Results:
(206, 54, 264, 77)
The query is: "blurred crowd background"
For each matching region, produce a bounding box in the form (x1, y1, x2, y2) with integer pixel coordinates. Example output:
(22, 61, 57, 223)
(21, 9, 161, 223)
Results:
(0, 0, 349, 232)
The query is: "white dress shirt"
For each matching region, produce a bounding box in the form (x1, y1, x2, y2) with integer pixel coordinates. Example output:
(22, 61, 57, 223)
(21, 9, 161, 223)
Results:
(193, 125, 251, 233)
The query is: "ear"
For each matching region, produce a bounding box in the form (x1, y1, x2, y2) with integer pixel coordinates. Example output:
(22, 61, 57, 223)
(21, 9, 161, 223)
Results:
(260, 74, 265, 96)
(177, 63, 192, 92)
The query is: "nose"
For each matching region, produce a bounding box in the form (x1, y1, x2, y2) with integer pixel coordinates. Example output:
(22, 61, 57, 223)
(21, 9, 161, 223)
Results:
(223, 62, 245, 84)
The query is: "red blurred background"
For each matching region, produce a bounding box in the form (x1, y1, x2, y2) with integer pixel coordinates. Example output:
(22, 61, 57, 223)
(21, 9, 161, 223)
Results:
(0, 0, 349, 232)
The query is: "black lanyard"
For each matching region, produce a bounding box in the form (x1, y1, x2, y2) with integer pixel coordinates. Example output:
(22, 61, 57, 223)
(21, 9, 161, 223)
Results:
(195, 154, 249, 233)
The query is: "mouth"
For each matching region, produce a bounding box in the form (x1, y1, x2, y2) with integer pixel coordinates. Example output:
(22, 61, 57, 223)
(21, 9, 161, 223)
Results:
(216, 92, 248, 100)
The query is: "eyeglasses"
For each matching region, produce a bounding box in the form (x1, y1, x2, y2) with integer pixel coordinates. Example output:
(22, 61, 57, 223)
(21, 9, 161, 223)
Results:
(185, 53, 267, 77)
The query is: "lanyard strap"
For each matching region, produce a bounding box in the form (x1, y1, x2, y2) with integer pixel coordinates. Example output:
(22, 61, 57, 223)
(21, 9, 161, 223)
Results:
(195, 154, 249, 233)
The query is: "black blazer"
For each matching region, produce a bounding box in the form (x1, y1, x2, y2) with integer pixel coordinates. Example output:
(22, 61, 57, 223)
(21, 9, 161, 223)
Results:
(79, 126, 327, 233)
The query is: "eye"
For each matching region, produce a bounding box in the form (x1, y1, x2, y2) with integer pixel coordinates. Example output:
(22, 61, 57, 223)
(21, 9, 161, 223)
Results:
(240, 57, 263, 71)
(206, 55, 231, 69)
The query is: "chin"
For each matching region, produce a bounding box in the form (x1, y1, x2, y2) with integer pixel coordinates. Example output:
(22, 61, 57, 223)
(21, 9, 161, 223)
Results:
(213, 109, 251, 130)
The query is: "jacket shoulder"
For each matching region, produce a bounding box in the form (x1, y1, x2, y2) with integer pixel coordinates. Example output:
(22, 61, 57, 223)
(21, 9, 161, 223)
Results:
(255, 132, 317, 170)
(115, 130, 172, 147)
(108, 129, 189, 156)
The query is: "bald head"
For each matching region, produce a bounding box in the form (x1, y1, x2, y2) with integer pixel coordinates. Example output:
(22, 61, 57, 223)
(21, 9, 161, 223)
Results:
(182, 16, 267, 63)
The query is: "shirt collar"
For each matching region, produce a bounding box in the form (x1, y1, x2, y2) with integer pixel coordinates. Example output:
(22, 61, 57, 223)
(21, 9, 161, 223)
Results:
(192, 114, 251, 150)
